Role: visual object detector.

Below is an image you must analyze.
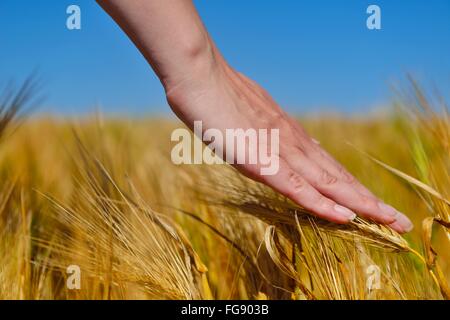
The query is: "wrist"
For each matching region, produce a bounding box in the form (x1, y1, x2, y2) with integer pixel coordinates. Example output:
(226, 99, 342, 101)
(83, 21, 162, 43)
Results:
(161, 33, 219, 94)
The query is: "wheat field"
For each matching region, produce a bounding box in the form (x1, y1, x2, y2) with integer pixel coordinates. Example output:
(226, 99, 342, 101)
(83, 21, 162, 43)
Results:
(0, 79, 448, 300)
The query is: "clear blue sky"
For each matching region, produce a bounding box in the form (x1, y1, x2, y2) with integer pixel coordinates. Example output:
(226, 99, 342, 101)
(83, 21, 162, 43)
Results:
(0, 0, 449, 115)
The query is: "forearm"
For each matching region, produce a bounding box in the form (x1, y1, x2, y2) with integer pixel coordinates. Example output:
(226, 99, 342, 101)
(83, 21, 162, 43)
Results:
(97, 0, 216, 91)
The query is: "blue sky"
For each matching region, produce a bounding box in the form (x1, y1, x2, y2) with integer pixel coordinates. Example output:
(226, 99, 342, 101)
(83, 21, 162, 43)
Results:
(0, 0, 449, 115)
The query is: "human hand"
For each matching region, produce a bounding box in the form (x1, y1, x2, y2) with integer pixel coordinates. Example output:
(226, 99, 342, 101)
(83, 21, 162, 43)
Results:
(166, 49, 413, 233)
(97, 0, 413, 233)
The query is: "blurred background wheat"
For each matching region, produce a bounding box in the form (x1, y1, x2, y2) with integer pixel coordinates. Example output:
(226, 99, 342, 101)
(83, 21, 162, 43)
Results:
(0, 79, 448, 300)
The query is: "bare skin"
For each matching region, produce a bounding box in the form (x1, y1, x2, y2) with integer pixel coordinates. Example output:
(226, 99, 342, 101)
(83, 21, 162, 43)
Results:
(97, 0, 413, 233)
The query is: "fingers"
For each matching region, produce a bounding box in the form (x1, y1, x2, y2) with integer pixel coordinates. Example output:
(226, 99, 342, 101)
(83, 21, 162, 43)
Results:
(307, 142, 376, 198)
(284, 151, 397, 225)
(287, 117, 376, 198)
(388, 211, 414, 233)
(286, 117, 374, 195)
(282, 117, 413, 233)
(254, 159, 357, 224)
(302, 142, 413, 233)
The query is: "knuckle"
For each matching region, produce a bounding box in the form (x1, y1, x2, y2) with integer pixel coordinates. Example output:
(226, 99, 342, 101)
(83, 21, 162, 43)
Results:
(295, 137, 315, 155)
(295, 144, 306, 155)
(288, 172, 307, 194)
(337, 165, 356, 184)
(269, 112, 284, 126)
(319, 169, 338, 186)
(257, 87, 271, 100)
(360, 195, 376, 208)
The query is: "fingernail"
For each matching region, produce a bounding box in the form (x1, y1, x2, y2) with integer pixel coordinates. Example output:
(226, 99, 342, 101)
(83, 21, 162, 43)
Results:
(378, 202, 398, 217)
(388, 211, 414, 233)
(397, 213, 414, 232)
(334, 204, 357, 221)
(403, 221, 414, 232)
(311, 138, 320, 145)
